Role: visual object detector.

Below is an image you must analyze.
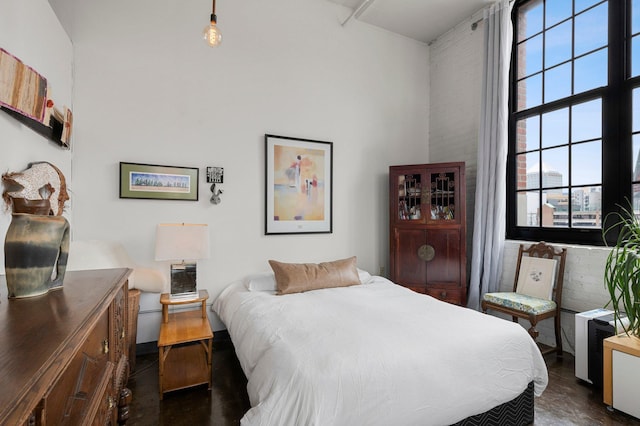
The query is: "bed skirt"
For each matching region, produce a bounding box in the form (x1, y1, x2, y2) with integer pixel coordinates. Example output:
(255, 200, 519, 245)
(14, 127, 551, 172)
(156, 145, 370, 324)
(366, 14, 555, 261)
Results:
(452, 381, 534, 426)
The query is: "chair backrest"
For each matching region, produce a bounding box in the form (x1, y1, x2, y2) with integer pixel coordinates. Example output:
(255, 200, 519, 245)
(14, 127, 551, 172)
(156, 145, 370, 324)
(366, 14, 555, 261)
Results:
(511, 242, 567, 303)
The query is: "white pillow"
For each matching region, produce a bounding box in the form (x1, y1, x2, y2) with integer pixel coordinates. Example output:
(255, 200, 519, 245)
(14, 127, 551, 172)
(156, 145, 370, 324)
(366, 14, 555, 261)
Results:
(244, 272, 277, 292)
(357, 268, 373, 284)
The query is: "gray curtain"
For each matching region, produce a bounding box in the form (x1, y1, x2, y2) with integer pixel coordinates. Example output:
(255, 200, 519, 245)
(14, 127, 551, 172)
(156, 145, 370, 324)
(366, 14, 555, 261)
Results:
(467, 0, 513, 311)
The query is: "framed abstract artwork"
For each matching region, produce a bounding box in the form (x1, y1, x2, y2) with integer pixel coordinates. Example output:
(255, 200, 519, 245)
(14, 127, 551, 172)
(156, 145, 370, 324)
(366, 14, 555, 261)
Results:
(119, 162, 199, 201)
(265, 134, 333, 234)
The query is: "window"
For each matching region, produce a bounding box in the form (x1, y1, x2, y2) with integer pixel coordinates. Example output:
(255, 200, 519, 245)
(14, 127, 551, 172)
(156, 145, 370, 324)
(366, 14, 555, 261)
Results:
(508, 0, 640, 245)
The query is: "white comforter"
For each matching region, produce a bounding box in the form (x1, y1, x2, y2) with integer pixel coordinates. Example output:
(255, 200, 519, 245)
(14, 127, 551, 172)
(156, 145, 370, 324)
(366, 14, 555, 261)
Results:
(213, 276, 548, 426)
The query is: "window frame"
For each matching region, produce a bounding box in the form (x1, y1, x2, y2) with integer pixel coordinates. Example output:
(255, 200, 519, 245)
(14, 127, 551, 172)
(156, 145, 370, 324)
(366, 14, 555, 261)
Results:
(507, 0, 637, 246)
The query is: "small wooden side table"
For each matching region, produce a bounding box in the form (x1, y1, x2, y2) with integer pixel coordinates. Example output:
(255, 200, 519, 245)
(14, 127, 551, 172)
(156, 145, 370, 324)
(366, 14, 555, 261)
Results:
(158, 290, 213, 399)
(603, 333, 640, 418)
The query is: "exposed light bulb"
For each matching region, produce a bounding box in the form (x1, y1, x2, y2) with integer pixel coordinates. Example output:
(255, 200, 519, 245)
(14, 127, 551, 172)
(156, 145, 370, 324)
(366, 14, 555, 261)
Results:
(203, 14, 222, 47)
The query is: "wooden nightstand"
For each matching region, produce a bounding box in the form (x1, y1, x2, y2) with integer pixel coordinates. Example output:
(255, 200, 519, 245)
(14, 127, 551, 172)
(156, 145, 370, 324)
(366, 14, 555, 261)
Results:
(603, 333, 640, 418)
(158, 290, 213, 399)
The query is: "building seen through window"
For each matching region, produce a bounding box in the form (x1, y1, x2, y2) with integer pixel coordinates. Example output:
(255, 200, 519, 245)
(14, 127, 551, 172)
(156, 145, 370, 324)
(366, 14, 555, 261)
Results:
(522, 161, 602, 227)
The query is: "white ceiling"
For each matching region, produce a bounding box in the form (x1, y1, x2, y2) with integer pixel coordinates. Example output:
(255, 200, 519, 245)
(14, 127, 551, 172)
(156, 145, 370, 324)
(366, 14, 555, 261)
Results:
(328, 0, 494, 44)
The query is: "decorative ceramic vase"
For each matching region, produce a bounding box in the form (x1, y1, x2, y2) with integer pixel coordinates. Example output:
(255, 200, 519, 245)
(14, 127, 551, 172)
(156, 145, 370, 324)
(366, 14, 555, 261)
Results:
(4, 213, 70, 298)
(11, 198, 52, 215)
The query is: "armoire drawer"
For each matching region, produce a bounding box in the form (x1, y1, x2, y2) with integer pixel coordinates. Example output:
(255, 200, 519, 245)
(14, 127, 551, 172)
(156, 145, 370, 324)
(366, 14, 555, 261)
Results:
(425, 287, 463, 305)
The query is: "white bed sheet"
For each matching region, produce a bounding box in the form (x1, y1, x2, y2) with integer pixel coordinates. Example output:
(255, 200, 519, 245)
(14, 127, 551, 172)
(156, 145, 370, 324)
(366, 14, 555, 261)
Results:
(213, 276, 548, 426)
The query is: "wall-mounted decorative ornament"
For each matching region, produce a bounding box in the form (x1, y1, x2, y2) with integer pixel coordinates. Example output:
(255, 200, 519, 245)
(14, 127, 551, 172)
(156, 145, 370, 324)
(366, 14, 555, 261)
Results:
(210, 183, 223, 205)
(206, 167, 224, 204)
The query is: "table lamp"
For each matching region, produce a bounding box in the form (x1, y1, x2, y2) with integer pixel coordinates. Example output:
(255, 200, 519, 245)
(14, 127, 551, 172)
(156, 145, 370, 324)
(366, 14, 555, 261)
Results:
(155, 223, 210, 301)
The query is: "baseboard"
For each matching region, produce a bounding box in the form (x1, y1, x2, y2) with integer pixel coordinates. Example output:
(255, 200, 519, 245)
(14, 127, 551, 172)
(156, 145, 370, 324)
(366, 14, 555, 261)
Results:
(135, 341, 158, 356)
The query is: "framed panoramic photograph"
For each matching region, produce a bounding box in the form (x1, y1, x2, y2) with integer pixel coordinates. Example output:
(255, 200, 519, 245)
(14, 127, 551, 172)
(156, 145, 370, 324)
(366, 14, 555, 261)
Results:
(119, 162, 199, 201)
(265, 134, 333, 234)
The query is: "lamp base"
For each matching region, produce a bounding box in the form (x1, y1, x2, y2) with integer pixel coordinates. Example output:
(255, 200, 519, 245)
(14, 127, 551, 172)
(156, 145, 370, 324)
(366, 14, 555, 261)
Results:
(169, 292, 200, 302)
(170, 262, 198, 299)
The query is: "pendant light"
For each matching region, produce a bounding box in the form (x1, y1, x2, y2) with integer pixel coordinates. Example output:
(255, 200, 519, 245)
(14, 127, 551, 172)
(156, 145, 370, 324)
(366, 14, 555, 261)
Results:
(203, 0, 222, 47)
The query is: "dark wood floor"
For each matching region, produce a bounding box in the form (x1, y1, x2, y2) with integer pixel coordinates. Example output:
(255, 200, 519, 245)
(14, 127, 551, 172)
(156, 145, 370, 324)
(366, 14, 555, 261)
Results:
(126, 339, 640, 426)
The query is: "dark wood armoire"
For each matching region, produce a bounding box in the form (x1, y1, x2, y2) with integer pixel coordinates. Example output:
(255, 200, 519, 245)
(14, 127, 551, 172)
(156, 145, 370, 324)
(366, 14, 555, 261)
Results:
(389, 162, 467, 306)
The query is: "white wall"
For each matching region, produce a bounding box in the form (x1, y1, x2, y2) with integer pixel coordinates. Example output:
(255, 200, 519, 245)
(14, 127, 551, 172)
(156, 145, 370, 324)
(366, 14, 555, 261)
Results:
(428, 15, 613, 355)
(49, 0, 430, 340)
(0, 0, 74, 265)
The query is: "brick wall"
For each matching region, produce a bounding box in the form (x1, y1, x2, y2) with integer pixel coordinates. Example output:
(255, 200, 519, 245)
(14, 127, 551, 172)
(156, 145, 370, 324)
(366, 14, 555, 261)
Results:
(429, 14, 614, 355)
(429, 13, 484, 272)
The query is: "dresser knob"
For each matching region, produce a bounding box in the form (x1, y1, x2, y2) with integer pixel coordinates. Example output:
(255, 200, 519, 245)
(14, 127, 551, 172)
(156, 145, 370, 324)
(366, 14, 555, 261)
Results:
(440, 291, 447, 298)
(103, 339, 109, 354)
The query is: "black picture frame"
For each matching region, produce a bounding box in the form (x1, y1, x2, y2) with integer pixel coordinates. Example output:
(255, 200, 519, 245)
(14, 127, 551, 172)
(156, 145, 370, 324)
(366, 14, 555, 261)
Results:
(119, 162, 199, 201)
(265, 134, 333, 234)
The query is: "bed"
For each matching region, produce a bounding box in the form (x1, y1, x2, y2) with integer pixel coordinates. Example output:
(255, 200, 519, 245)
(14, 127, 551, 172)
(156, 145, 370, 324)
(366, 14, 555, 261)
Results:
(213, 266, 548, 426)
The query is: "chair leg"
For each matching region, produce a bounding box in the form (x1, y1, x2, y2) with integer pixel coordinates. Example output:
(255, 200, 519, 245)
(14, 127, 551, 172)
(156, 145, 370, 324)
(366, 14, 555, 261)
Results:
(512, 316, 519, 323)
(554, 315, 563, 357)
(527, 320, 539, 340)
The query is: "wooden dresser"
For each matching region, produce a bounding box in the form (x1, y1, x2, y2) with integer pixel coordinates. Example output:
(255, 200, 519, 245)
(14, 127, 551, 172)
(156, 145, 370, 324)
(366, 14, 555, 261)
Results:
(0, 268, 133, 425)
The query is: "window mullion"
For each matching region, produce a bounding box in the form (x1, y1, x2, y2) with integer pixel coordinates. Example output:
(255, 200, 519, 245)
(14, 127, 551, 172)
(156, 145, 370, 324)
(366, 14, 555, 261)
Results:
(602, 0, 629, 240)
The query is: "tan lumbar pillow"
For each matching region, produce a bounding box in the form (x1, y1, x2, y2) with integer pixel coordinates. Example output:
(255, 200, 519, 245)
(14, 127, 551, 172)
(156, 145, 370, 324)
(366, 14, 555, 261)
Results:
(268, 256, 360, 295)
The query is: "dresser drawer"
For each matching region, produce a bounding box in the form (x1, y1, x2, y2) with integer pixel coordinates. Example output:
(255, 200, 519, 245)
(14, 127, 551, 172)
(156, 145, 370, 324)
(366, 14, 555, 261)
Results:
(44, 311, 110, 424)
(110, 284, 128, 363)
(91, 363, 116, 426)
(425, 287, 463, 305)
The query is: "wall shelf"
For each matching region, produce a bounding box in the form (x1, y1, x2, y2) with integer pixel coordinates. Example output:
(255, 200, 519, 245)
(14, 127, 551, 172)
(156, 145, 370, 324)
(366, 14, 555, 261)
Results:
(1, 106, 67, 148)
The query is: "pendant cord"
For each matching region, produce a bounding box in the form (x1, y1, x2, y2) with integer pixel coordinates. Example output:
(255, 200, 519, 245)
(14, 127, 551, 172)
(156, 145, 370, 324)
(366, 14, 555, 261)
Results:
(210, 0, 217, 23)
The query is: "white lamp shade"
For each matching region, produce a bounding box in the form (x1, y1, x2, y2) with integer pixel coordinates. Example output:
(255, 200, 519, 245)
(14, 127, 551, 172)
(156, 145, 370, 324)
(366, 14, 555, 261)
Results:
(155, 223, 210, 261)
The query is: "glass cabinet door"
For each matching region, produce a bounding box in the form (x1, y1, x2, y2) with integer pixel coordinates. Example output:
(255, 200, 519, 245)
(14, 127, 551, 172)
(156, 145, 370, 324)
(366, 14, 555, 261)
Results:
(393, 165, 462, 225)
(427, 169, 458, 223)
(396, 173, 425, 222)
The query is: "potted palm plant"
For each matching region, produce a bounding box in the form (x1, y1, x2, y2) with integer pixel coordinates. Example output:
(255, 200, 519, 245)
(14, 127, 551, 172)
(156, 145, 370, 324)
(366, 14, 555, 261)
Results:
(603, 203, 640, 337)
